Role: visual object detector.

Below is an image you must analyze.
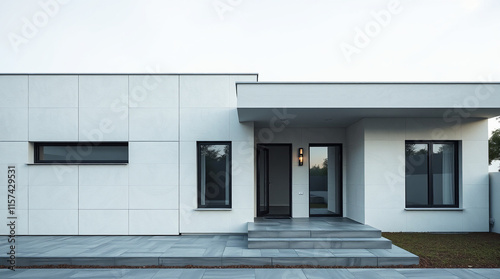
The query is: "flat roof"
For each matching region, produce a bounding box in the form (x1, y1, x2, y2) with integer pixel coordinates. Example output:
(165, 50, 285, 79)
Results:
(0, 73, 259, 76)
(236, 82, 500, 127)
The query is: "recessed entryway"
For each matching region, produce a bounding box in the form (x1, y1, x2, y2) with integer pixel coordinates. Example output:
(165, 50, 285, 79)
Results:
(256, 144, 292, 218)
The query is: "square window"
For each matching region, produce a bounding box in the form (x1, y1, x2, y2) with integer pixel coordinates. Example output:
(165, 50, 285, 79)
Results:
(405, 141, 458, 208)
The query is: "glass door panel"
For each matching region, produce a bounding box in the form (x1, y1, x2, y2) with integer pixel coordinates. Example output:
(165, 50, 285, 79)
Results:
(309, 145, 342, 216)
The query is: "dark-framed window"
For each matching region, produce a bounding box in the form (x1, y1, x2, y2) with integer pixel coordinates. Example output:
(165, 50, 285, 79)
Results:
(405, 141, 459, 208)
(197, 142, 231, 208)
(34, 142, 128, 163)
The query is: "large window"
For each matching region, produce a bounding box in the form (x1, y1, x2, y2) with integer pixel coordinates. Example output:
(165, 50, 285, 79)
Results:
(405, 141, 458, 208)
(35, 142, 128, 163)
(197, 142, 231, 208)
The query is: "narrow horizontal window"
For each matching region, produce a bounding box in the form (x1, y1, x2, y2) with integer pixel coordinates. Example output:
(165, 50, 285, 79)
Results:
(197, 142, 231, 208)
(34, 142, 128, 164)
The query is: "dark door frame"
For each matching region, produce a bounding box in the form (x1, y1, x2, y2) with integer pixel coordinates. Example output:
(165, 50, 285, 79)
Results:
(256, 145, 269, 217)
(256, 143, 292, 217)
(308, 143, 343, 217)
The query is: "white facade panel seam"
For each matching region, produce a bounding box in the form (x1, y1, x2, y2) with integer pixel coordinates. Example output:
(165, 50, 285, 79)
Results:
(77, 165, 79, 235)
(27, 163, 30, 234)
(127, 75, 130, 145)
(27, 76, 29, 141)
(77, 75, 80, 142)
(177, 75, 181, 234)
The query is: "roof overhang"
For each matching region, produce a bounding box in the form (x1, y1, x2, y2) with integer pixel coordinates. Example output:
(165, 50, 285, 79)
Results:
(236, 82, 500, 127)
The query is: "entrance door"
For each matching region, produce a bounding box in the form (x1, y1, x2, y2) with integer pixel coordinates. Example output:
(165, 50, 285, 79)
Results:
(256, 144, 292, 217)
(309, 144, 342, 216)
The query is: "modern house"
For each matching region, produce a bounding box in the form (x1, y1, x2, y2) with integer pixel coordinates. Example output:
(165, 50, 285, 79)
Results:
(1, 74, 498, 236)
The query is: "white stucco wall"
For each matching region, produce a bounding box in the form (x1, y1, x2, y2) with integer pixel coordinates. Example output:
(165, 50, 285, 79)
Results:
(0, 74, 258, 235)
(490, 172, 500, 233)
(178, 75, 257, 234)
(254, 127, 346, 218)
(362, 118, 489, 232)
(345, 120, 365, 223)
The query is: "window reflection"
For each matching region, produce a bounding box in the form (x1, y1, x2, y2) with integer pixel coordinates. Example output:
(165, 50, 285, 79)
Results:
(36, 143, 128, 163)
(309, 145, 342, 216)
(198, 143, 231, 208)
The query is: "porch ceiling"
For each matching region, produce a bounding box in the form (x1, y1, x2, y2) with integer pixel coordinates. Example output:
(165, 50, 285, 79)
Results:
(236, 82, 500, 127)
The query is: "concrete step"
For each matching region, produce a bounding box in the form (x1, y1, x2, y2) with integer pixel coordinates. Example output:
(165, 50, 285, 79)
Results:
(247, 237, 392, 249)
(248, 229, 381, 239)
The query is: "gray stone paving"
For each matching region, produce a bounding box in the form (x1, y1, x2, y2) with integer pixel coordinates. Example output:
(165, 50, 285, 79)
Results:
(0, 269, 499, 278)
(0, 235, 418, 267)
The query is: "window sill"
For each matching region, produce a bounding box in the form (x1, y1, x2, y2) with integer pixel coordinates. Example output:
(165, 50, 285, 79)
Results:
(195, 208, 232, 211)
(405, 208, 464, 211)
(27, 163, 128, 165)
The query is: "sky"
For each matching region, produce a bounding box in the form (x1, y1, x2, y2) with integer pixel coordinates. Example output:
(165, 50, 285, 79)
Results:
(1, 0, 500, 168)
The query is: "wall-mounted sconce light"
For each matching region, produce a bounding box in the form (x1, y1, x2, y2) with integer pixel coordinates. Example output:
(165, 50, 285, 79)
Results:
(298, 148, 304, 166)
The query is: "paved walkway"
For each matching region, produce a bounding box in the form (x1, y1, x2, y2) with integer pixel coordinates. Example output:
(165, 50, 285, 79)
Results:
(1, 268, 499, 278)
(0, 235, 417, 267)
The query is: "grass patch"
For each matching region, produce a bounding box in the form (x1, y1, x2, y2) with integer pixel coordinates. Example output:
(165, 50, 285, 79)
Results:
(383, 232, 500, 268)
